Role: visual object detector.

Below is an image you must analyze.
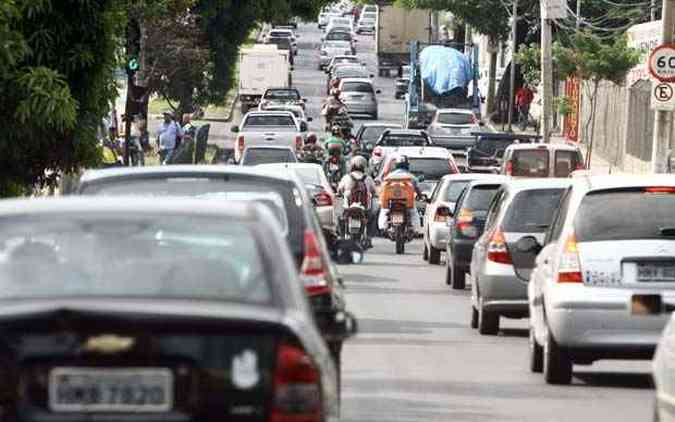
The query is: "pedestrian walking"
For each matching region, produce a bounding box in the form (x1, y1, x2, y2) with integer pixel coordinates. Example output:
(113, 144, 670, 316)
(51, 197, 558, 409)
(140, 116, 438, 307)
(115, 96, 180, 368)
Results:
(157, 111, 183, 164)
(515, 84, 535, 130)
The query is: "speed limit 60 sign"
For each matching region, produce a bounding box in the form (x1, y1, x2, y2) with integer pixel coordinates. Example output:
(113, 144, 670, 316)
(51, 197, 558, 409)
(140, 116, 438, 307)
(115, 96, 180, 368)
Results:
(649, 44, 675, 83)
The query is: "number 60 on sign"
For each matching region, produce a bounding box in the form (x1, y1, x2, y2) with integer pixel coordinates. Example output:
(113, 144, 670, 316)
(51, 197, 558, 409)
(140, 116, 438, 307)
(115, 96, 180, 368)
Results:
(649, 44, 675, 83)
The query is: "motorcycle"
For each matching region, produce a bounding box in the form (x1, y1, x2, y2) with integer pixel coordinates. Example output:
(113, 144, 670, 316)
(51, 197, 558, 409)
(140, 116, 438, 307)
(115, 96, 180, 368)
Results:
(300, 147, 324, 164)
(342, 202, 369, 249)
(387, 199, 414, 255)
(325, 155, 343, 191)
(322, 104, 353, 132)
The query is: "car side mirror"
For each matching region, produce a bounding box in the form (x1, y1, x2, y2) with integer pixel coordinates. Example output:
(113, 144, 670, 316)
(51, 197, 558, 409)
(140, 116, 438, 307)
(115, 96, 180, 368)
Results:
(376, 89, 381, 94)
(230, 126, 239, 133)
(516, 236, 542, 254)
(307, 117, 313, 122)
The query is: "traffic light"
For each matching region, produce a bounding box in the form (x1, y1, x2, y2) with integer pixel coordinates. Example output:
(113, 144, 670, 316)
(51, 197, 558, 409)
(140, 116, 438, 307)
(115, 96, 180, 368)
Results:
(126, 57, 140, 76)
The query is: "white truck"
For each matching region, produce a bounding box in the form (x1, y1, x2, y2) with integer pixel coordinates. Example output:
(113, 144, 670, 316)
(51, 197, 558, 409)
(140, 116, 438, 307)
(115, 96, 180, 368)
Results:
(230, 111, 306, 163)
(376, 4, 431, 77)
(238, 44, 291, 114)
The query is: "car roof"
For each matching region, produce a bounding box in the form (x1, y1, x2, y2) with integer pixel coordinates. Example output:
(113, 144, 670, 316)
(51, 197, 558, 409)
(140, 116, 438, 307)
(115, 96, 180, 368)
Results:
(257, 162, 323, 172)
(437, 108, 474, 114)
(441, 173, 507, 182)
(79, 165, 296, 185)
(465, 175, 510, 187)
(265, 87, 299, 92)
(383, 146, 449, 159)
(243, 145, 295, 151)
(505, 178, 574, 192)
(574, 174, 675, 192)
(505, 143, 578, 151)
(361, 122, 402, 129)
(245, 110, 295, 117)
(264, 104, 304, 112)
(339, 77, 372, 84)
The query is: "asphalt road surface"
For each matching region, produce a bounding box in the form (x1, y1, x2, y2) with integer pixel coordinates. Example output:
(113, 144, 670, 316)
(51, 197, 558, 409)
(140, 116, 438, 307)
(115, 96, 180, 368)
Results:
(276, 22, 655, 422)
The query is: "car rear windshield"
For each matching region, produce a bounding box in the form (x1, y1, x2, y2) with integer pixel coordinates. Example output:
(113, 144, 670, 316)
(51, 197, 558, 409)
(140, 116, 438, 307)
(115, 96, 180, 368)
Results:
(361, 126, 399, 143)
(244, 115, 296, 127)
(575, 189, 675, 242)
(265, 90, 300, 100)
(242, 149, 296, 166)
(269, 31, 292, 38)
(503, 188, 564, 233)
(336, 68, 368, 79)
(342, 82, 374, 93)
(438, 112, 474, 125)
(465, 185, 501, 211)
(379, 134, 428, 147)
(326, 32, 351, 41)
(79, 176, 303, 256)
(0, 216, 273, 304)
(440, 180, 470, 202)
(475, 138, 531, 156)
(511, 149, 550, 177)
(409, 158, 452, 180)
(554, 150, 582, 177)
(267, 38, 291, 49)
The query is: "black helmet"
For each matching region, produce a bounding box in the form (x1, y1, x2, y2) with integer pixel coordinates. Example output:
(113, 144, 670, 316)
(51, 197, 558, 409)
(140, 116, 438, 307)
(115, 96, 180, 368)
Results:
(394, 155, 409, 171)
(306, 132, 317, 144)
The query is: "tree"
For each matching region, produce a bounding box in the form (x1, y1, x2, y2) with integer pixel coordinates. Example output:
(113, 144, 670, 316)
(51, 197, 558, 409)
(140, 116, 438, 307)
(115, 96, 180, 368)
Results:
(0, 0, 122, 196)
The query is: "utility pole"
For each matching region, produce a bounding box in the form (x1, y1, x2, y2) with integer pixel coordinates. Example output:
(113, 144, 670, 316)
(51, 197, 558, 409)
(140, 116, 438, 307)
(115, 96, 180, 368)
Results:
(507, 0, 519, 132)
(540, 2, 554, 143)
(651, 0, 674, 173)
(576, 0, 582, 30)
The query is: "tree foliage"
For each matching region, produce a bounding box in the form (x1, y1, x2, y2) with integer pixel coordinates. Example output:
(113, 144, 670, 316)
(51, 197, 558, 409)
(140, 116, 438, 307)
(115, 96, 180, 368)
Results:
(0, 0, 122, 196)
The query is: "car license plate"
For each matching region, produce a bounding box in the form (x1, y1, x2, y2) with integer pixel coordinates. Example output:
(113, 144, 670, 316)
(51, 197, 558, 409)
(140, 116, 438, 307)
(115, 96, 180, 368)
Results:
(49, 368, 173, 413)
(637, 262, 675, 282)
(391, 213, 404, 224)
(349, 218, 362, 230)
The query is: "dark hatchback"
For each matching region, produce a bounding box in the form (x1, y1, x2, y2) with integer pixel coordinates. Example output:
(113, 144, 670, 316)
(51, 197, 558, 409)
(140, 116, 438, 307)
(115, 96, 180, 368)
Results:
(467, 132, 539, 173)
(446, 176, 509, 290)
(0, 197, 345, 422)
(265, 37, 294, 65)
(75, 166, 352, 371)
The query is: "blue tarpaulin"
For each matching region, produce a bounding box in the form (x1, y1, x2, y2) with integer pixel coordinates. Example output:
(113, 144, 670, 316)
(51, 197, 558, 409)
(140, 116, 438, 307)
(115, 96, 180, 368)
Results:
(419, 46, 472, 96)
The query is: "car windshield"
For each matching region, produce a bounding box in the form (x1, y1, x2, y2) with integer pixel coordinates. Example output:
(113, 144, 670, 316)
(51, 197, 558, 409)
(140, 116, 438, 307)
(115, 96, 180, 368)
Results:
(242, 149, 297, 166)
(465, 185, 501, 211)
(379, 134, 428, 147)
(440, 180, 470, 202)
(244, 114, 296, 127)
(438, 112, 474, 125)
(0, 216, 272, 304)
(408, 158, 451, 180)
(511, 149, 550, 177)
(265, 90, 300, 100)
(326, 32, 351, 41)
(503, 188, 565, 233)
(79, 178, 292, 236)
(360, 126, 399, 143)
(342, 82, 374, 93)
(575, 189, 675, 242)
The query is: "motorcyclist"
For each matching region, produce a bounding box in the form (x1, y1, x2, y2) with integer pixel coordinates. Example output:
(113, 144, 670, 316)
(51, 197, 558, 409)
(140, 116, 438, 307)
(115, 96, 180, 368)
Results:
(300, 132, 325, 164)
(321, 88, 346, 131)
(323, 125, 348, 186)
(377, 155, 422, 234)
(338, 156, 376, 248)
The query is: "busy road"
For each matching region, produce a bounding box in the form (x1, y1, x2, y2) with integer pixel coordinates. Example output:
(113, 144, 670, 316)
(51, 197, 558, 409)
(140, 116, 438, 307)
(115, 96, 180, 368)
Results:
(262, 21, 657, 422)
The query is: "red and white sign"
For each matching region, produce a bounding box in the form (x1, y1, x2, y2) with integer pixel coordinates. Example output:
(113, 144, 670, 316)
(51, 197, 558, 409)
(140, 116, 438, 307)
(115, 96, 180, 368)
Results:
(651, 80, 675, 111)
(649, 44, 675, 83)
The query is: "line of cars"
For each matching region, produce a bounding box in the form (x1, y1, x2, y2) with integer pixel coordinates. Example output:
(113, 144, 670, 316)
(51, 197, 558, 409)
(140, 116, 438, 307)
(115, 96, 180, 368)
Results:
(0, 162, 360, 420)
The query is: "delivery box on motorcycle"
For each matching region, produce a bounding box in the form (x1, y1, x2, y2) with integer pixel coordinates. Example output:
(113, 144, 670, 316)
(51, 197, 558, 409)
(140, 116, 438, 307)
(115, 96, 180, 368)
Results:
(380, 174, 415, 209)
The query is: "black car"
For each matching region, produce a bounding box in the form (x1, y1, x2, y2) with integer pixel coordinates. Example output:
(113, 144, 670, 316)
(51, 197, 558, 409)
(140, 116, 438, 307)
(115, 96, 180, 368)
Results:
(76, 166, 352, 374)
(376, 129, 433, 148)
(355, 123, 402, 149)
(265, 36, 294, 65)
(0, 197, 350, 421)
(446, 176, 509, 289)
(467, 132, 540, 173)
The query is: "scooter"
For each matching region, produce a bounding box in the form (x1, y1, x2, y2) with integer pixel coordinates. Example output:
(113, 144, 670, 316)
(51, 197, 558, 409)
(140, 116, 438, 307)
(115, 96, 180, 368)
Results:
(342, 202, 369, 250)
(387, 199, 415, 255)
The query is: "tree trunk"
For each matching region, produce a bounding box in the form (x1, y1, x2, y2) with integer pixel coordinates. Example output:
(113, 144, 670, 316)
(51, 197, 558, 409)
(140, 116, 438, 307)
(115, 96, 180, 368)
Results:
(485, 35, 499, 116)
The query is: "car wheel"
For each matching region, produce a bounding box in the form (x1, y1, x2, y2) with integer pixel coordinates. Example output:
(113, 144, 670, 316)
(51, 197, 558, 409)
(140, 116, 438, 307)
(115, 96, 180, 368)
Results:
(450, 259, 465, 290)
(423, 244, 429, 261)
(543, 329, 572, 385)
(470, 306, 478, 329)
(478, 297, 499, 335)
(529, 327, 543, 373)
(429, 246, 441, 265)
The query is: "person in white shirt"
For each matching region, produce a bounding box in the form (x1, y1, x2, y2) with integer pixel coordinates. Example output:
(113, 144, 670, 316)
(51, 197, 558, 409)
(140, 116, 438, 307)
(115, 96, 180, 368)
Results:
(157, 111, 183, 164)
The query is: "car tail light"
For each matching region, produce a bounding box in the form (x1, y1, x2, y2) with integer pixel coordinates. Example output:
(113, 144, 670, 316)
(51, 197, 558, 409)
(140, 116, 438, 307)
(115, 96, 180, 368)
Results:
(456, 208, 478, 238)
(487, 229, 512, 264)
(470, 115, 477, 124)
(300, 230, 330, 296)
(644, 187, 675, 193)
(295, 136, 303, 152)
(575, 162, 585, 171)
(558, 233, 583, 283)
(314, 191, 333, 207)
(271, 342, 322, 422)
(505, 160, 513, 176)
(434, 206, 451, 222)
(237, 135, 245, 154)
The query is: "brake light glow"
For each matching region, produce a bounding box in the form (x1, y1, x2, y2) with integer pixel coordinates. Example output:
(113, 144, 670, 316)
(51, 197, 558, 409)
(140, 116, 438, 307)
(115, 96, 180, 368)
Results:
(456, 208, 478, 238)
(300, 230, 330, 296)
(558, 233, 583, 283)
(505, 160, 513, 176)
(575, 162, 585, 171)
(295, 135, 303, 152)
(456, 208, 474, 224)
(237, 135, 245, 154)
(314, 191, 333, 207)
(644, 187, 675, 193)
(487, 229, 512, 264)
(434, 206, 451, 222)
(271, 343, 322, 422)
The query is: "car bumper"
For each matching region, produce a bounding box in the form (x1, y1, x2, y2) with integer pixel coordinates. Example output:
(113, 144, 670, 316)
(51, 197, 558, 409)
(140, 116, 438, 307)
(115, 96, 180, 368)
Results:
(344, 102, 377, 114)
(478, 262, 528, 316)
(428, 222, 449, 250)
(546, 288, 674, 352)
(448, 238, 475, 270)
